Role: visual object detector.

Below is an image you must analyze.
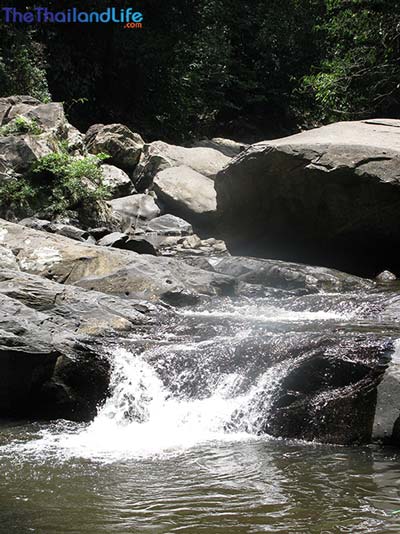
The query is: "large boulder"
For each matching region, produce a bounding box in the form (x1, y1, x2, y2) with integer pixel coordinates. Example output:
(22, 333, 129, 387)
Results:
(263, 333, 392, 445)
(0, 96, 78, 147)
(192, 137, 249, 157)
(134, 140, 230, 191)
(144, 214, 193, 236)
(108, 193, 160, 228)
(216, 119, 400, 277)
(0, 134, 53, 174)
(101, 164, 134, 198)
(0, 96, 42, 125)
(153, 166, 217, 227)
(0, 218, 236, 303)
(85, 123, 144, 172)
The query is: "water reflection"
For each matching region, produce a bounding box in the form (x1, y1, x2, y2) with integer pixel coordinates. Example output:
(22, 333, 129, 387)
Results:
(2, 434, 400, 533)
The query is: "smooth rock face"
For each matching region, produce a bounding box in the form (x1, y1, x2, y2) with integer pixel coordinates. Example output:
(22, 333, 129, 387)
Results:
(153, 166, 217, 225)
(216, 119, 400, 276)
(74, 256, 236, 304)
(108, 194, 160, 228)
(85, 123, 144, 172)
(134, 140, 230, 191)
(192, 138, 249, 157)
(101, 164, 134, 198)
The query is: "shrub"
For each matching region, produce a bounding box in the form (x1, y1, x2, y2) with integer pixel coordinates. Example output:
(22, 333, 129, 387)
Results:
(0, 115, 42, 137)
(0, 151, 110, 220)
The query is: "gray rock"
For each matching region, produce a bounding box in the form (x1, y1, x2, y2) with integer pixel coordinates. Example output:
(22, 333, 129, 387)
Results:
(108, 194, 161, 228)
(18, 217, 52, 231)
(134, 140, 230, 191)
(101, 164, 134, 198)
(0, 246, 19, 270)
(49, 223, 91, 242)
(88, 227, 110, 240)
(216, 119, 400, 276)
(264, 333, 392, 445)
(212, 256, 374, 293)
(0, 134, 53, 173)
(0, 268, 167, 421)
(192, 137, 249, 157)
(97, 232, 129, 248)
(153, 166, 217, 226)
(144, 214, 193, 236)
(0, 218, 236, 303)
(0, 95, 42, 126)
(376, 270, 397, 282)
(7, 102, 67, 135)
(123, 237, 158, 255)
(75, 256, 236, 304)
(85, 123, 144, 172)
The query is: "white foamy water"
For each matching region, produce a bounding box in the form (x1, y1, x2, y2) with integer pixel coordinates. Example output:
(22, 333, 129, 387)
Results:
(180, 304, 352, 323)
(15, 348, 289, 462)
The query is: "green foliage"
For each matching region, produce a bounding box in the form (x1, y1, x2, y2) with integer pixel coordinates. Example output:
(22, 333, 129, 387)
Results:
(0, 115, 42, 137)
(2, 0, 399, 138)
(0, 20, 51, 102)
(302, 0, 400, 122)
(0, 152, 110, 219)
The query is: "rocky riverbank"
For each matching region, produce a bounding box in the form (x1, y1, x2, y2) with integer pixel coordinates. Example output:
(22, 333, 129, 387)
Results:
(1, 96, 400, 447)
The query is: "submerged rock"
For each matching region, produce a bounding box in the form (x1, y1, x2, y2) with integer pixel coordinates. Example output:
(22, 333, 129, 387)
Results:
(216, 119, 400, 277)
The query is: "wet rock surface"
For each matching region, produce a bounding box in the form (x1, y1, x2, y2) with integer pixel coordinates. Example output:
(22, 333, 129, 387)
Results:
(0, 269, 168, 421)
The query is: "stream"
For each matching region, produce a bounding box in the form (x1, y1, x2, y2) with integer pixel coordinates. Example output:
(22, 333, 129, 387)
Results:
(2, 289, 400, 533)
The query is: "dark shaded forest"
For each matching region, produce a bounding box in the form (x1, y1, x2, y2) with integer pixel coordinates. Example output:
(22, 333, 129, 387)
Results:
(1, 0, 400, 142)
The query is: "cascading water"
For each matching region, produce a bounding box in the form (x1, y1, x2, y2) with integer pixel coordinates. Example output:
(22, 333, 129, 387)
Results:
(22, 345, 290, 461)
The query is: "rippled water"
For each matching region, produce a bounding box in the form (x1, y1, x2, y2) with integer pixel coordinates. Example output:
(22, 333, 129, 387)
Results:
(2, 291, 400, 533)
(2, 433, 400, 534)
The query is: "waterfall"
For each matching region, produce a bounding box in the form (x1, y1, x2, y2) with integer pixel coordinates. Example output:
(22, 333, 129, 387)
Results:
(17, 345, 289, 461)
